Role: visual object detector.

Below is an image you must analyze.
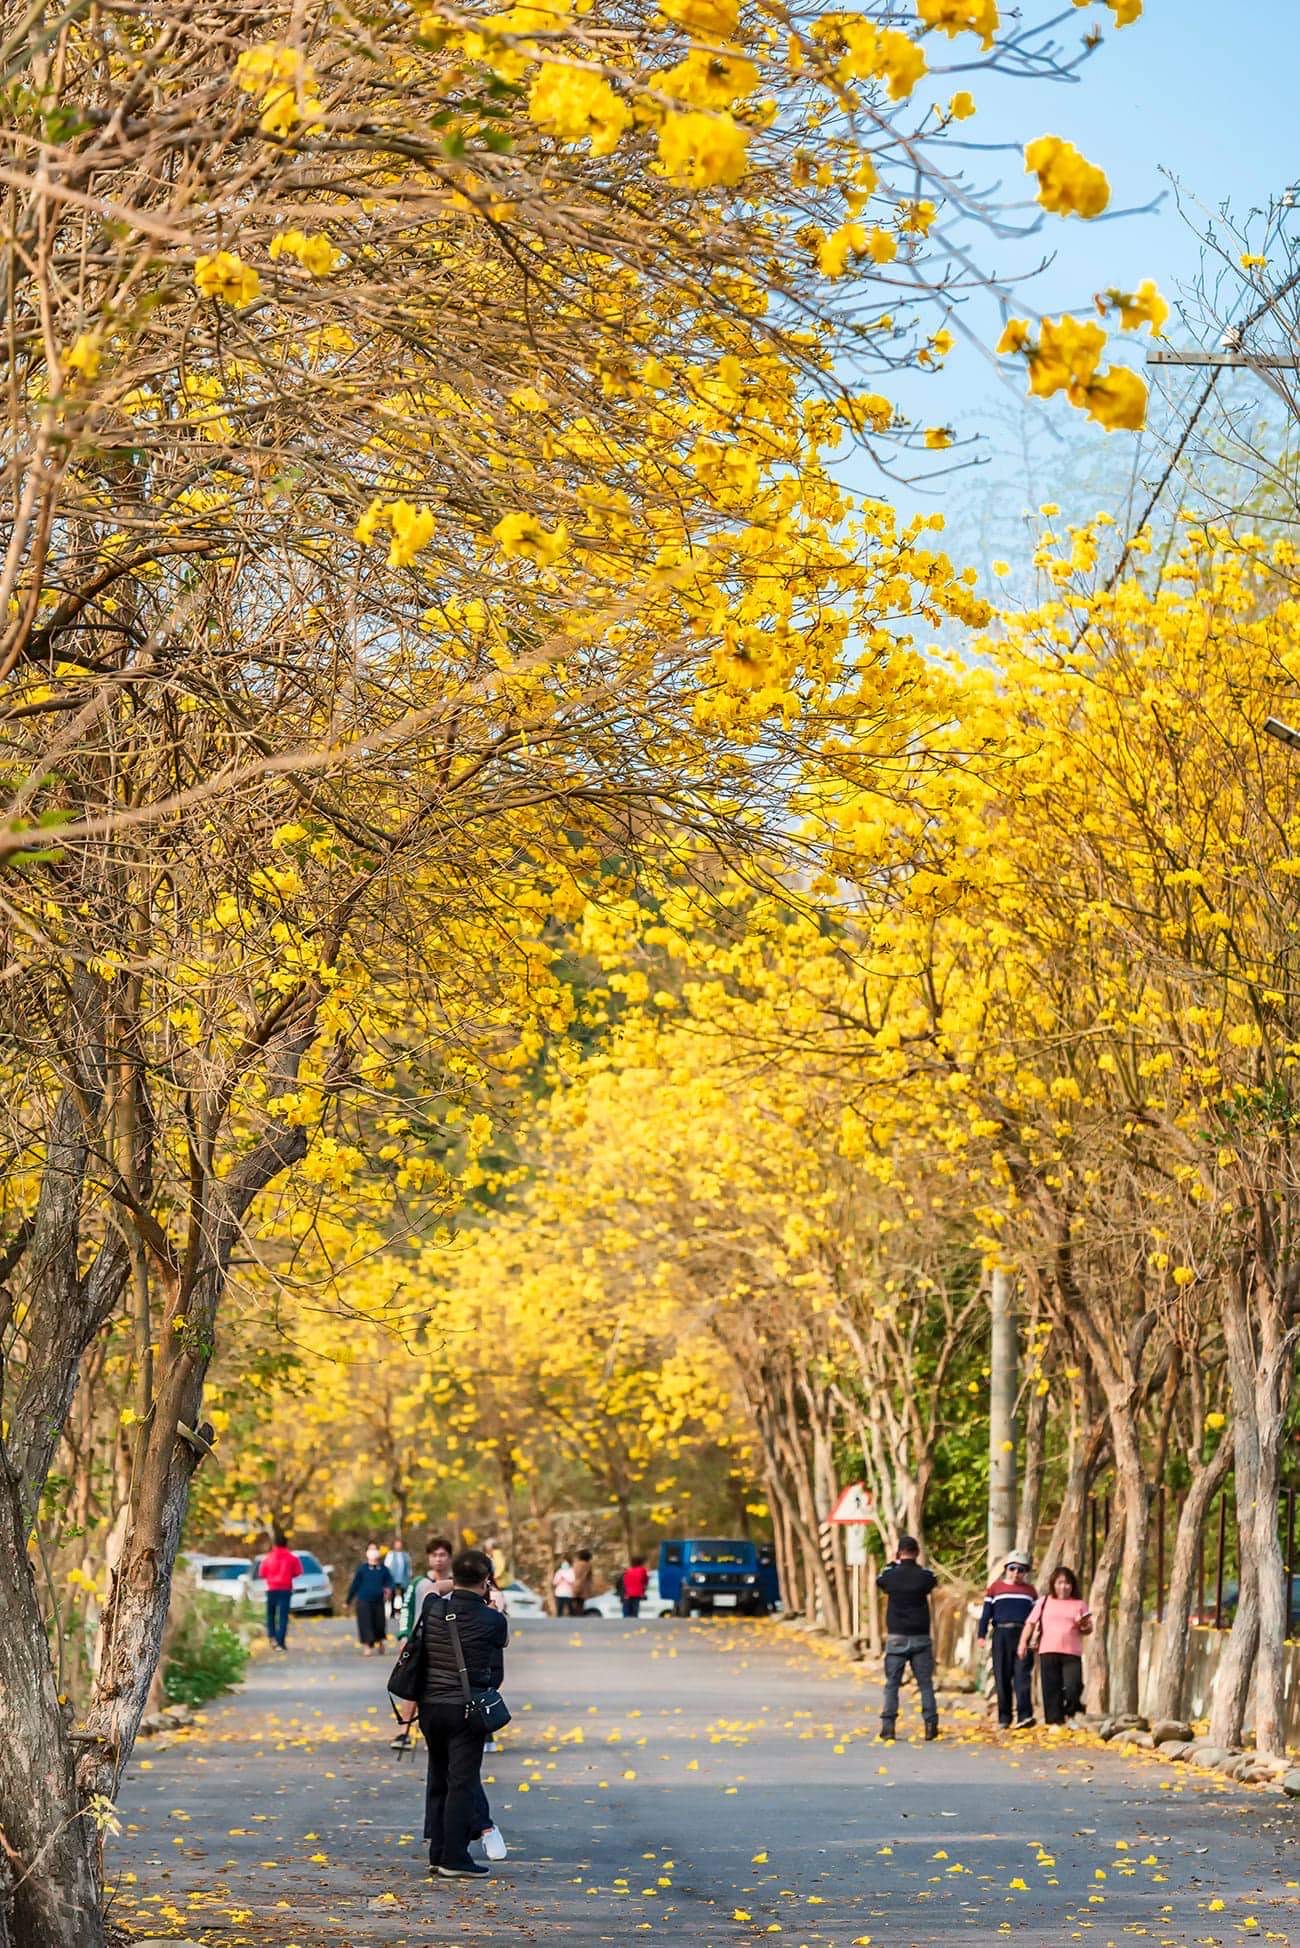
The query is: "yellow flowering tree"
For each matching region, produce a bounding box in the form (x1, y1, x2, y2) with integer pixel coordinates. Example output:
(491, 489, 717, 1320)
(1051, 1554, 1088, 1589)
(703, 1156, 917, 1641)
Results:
(0, 0, 1157, 1936)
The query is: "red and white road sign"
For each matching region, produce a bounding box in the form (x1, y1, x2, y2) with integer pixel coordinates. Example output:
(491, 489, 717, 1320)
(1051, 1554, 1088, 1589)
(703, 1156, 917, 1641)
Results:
(827, 1481, 874, 1524)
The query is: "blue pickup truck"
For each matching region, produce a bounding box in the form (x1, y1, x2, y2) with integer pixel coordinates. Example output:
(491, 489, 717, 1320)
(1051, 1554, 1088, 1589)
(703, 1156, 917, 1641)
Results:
(658, 1538, 779, 1616)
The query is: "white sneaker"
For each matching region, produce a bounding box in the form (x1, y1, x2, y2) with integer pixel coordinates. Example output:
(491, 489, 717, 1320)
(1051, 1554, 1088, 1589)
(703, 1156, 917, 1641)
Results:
(481, 1824, 508, 1861)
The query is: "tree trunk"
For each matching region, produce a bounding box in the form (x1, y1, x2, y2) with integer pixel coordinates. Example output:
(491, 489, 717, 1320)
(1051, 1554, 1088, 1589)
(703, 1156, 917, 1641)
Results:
(0, 1474, 104, 1948)
(1208, 1321, 1260, 1749)
(767, 1467, 802, 1613)
(78, 1408, 206, 1802)
(1109, 1427, 1150, 1715)
(1016, 1381, 1049, 1557)
(616, 1491, 635, 1563)
(778, 1427, 838, 1629)
(1040, 1411, 1105, 1582)
(806, 1388, 850, 1636)
(1248, 1328, 1293, 1756)
(81, 1120, 309, 1801)
(1149, 1436, 1232, 1724)
(1208, 1545, 1258, 1750)
(1085, 1496, 1124, 1715)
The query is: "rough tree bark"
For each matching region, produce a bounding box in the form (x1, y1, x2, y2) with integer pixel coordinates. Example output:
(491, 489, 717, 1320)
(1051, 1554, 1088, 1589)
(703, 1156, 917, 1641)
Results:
(1108, 1422, 1151, 1715)
(1015, 1380, 1049, 1558)
(1039, 1407, 1107, 1582)
(1149, 1435, 1233, 1724)
(0, 1023, 132, 1948)
(79, 1122, 310, 1805)
(1208, 1292, 1260, 1749)
(0, 1466, 104, 1948)
(1239, 1267, 1297, 1757)
(1085, 1500, 1125, 1715)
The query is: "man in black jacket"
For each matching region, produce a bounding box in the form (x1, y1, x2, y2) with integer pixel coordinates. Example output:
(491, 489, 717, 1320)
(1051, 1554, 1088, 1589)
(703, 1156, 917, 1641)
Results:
(417, 1548, 509, 1878)
(876, 1536, 939, 1743)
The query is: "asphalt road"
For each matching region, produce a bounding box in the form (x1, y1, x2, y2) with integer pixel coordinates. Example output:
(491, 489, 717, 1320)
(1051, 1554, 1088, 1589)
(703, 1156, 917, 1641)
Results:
(110, 1612, 1299, 1946)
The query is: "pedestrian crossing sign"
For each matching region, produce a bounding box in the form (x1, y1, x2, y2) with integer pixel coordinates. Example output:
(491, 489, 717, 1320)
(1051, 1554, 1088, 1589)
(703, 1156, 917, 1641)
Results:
(827, 1481, 873, 1523)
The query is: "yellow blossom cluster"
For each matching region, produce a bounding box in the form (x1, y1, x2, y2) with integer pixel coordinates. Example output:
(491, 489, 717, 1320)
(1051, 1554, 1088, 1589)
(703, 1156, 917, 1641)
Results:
(193, 251, 262, 308)
(268, 228, 341, 275)
(917, 0, 1000, 49)
(996, 312, 1150, 431)
(234, 42, 324, 137)
(354, 498, 438, 565)
(1024, 135, 1110, 219)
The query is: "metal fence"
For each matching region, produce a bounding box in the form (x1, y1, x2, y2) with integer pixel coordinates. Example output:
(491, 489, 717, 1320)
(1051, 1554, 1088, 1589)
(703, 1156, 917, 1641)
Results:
(1084, 1484, 1300, 1637)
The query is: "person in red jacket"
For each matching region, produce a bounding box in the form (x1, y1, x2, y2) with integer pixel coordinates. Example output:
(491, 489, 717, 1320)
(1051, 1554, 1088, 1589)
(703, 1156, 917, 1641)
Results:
(260, 1530, 302, 1651)
(620, 1557, 650, 1618)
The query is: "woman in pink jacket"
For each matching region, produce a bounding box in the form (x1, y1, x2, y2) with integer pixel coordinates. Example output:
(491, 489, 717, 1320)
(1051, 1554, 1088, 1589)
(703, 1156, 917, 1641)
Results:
(1019, 1565, 1093, 1723)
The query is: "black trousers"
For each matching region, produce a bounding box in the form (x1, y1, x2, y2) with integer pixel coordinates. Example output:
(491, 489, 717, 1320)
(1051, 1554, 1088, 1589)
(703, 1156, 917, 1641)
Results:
(356, 1595, 387, 1645)
(1040, 1652, 1084, 1723)
(881, 1634, 937, 1730)
(990, 1625, 1034, 1725)
(420, 1700, 488, 1868)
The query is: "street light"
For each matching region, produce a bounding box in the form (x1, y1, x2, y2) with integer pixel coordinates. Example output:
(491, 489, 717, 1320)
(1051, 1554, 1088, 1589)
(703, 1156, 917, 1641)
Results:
(1264, 716, 1300, 753)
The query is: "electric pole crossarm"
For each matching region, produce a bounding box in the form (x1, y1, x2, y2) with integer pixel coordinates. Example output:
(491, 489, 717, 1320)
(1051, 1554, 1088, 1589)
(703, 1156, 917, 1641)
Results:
(1147, 350, 1300, 368)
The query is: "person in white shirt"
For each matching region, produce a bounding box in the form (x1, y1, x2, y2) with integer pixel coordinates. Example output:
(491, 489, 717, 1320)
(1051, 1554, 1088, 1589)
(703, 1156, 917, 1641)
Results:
(553, 1557, 577, 1617)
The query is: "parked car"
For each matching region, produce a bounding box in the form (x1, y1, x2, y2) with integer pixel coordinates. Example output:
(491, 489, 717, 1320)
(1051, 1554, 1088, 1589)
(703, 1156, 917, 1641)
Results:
(658, 1538, 776, 1616)
(586, 1572, 663, 1619)
(497, 1578, 546, 1617)
(242, 1549, 334, 1616)
(180, 1554, 252, 1601)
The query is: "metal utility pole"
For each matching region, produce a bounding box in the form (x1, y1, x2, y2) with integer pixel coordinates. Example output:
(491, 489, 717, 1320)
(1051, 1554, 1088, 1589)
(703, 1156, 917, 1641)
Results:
(987, 1265, 1018, 1577)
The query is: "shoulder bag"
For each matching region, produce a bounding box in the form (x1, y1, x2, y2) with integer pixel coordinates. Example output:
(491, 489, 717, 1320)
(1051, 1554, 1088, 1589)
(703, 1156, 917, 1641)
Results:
(387, 1597, 428, 1702)
(446, 1608, 512, 1735)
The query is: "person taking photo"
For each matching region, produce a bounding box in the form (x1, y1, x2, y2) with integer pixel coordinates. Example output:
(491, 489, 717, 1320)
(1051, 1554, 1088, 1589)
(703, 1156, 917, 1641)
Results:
(876, 1535, 939, 1743)
(403, 1547, 508, 1880)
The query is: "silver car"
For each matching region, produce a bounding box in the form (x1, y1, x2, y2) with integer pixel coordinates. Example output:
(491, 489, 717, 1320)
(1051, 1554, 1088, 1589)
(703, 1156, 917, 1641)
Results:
(497, 1578, 547, 1617)
(243, 1549, 335, 1616)
(587, 1572, 663, 1619)
(182, 1553, 253, 1601)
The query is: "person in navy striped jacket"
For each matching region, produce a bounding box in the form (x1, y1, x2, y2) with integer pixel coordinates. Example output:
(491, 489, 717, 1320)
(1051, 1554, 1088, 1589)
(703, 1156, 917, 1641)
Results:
(978, 1551, 1038, 1729)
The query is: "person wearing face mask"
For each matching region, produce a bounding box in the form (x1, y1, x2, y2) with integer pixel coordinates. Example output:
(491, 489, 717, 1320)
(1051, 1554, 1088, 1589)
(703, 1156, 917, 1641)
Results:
(346, 1541, 395, 1655)
(977, 1550, 1038, 1730)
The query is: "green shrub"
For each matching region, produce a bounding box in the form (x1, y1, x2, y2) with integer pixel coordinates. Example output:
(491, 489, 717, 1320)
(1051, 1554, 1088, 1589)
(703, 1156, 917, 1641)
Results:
(163, 1594, 251, 1707)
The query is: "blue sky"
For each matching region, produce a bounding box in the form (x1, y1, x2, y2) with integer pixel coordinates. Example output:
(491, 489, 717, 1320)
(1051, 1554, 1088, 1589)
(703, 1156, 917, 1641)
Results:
(867, 0, 1298, 537)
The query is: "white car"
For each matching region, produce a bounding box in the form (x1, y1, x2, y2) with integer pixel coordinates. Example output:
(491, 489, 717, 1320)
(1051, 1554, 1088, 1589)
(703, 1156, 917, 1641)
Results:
(182, 1553, 253, 1601)
(497, 1578, 546, 1617)
(586, 1572, 662, 1619)
(243, 1549, 335, 1616)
